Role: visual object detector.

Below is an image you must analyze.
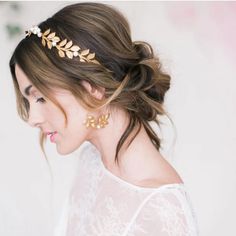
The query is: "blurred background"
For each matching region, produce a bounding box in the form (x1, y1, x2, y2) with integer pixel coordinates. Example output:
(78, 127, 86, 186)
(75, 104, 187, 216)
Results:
(0, 1, 235, 236)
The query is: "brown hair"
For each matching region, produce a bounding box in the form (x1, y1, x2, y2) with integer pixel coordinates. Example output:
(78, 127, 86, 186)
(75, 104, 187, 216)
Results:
(9, 2, 173, 162)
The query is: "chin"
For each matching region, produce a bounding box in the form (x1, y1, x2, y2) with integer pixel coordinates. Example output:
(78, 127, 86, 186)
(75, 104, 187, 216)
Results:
(56, 143, 81, 155)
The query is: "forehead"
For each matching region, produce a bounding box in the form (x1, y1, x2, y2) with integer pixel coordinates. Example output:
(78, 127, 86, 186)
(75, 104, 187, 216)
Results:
(15, 64, 32, 94)
(14, 64, 73, 98)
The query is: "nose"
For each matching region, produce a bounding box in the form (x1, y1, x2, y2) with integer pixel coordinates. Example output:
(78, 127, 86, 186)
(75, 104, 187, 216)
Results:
(27, 107, 44, 128)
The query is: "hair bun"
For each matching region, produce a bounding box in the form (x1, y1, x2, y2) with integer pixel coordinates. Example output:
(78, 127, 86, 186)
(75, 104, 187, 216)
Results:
(133, 41, 153, 62)
(124, 41, 170, 106)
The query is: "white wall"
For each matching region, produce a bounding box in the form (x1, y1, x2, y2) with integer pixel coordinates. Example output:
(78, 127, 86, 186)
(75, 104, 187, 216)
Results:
(0, 1, 235, 236)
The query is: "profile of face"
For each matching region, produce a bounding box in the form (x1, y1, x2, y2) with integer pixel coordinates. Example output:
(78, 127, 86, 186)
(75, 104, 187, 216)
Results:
(15, 64, 96, 155)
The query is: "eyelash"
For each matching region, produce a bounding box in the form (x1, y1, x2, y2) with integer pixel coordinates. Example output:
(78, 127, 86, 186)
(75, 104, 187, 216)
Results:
(36, 97, 46, 103)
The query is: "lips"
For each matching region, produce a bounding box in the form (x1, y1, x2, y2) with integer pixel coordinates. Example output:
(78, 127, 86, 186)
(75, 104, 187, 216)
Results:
(46, 131, 58, 143)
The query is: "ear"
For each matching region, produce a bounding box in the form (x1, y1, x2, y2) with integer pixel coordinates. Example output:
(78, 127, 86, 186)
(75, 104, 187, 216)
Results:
(81, 80, 105, 100)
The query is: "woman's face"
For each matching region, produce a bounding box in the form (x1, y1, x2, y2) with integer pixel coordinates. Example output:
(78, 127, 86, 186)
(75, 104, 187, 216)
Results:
(15, 64, 91, 155)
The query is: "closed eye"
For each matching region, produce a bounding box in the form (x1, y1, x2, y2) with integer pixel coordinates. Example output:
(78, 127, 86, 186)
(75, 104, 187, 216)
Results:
(36, 97, 46, 103)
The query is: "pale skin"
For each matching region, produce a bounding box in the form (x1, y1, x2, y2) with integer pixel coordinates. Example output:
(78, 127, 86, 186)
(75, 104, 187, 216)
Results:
(15, 64, 183, 188)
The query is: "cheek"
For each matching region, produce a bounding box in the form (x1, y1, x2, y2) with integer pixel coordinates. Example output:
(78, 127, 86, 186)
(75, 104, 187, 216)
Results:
(55, 112, 94, 155)
(65, 109, 90, 144)
(57, 118, 88, 155)
(51, 94, 90, 149)
(66, 109, 87, 135)
(65, 101, 88, 129)
(45, 104, 67, 130)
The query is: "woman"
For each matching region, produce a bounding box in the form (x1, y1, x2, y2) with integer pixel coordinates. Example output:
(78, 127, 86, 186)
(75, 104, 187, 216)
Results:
(9, 2, 198, 236)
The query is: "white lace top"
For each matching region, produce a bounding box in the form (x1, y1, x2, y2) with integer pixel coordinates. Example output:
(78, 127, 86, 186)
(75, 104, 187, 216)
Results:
(54, 143, 199, 236)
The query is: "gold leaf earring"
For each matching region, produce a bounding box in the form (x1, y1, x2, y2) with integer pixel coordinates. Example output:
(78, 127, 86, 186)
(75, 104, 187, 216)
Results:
(84, 113, 110, 129)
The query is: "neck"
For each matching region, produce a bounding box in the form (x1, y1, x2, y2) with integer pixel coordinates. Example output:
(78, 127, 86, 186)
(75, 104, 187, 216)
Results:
(88, 108, 128, 166)
(87, 108, 158, 178)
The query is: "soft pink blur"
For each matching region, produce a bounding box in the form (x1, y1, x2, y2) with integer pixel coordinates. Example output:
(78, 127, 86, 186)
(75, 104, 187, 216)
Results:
(165, 2, 236, 64)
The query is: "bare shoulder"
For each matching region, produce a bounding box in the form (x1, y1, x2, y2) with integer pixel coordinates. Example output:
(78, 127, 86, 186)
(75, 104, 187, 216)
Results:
(120, 136, 184, 189)
(137, 175, 183, 189)
(135, 153, 184, 189)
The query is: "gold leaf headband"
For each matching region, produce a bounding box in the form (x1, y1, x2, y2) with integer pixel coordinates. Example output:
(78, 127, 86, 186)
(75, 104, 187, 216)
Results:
(25, 25, 99, 64)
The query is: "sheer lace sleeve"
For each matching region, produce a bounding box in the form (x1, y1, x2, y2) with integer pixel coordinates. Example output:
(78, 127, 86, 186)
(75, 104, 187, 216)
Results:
(125, 186, 199, 236)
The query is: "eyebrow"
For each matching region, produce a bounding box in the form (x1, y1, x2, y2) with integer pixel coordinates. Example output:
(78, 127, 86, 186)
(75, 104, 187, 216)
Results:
(24, 85, 33, 96)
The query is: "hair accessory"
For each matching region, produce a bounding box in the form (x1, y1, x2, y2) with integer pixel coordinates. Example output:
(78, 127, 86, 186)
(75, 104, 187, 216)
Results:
(84, 113, 110, 129)
(25, 25, 99, 64)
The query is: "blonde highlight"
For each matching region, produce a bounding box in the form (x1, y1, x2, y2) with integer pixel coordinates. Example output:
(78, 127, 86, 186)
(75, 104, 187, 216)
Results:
(10, 2, 175, 162)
